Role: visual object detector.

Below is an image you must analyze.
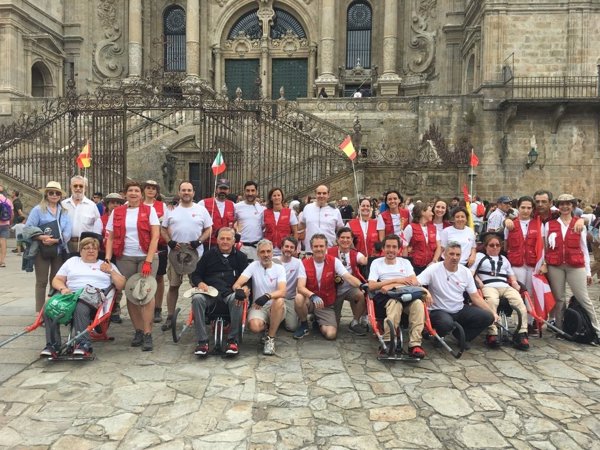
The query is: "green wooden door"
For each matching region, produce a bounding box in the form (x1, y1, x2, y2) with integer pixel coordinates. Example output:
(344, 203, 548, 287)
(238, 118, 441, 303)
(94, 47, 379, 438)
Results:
(225, 59, 260, 100)
(271, 58, 308, 100)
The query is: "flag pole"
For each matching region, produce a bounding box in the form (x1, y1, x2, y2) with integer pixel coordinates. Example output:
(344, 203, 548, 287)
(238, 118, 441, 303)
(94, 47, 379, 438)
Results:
(208, 172, 218, 252)
(469, 148, 474, 199)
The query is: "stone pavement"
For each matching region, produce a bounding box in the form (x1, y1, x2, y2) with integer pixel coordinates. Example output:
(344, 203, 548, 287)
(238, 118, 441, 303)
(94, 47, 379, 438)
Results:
(1, 243, 600, 449)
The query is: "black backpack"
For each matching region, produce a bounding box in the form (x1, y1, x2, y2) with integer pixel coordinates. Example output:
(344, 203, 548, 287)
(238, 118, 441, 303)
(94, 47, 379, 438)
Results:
(563, 296, 598, 344)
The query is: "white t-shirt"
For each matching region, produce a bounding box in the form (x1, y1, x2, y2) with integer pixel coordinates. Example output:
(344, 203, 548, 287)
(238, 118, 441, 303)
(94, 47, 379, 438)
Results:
(57, 257, 121, 291)
(106, 206, 160, 257)
(162, 203, 213, 257)
(199, 198, 227, 217)
(403, 224, 439, 244)
(472, 253, 514, 288)
(275, 256, 306, 299)
(240, 260, 287, 301)
(235, 202, 266, 242)
(332, 248, 365, 293)
(440, 227, 476, 264)
(368, 257, 415, 294)
(300, 203, 344, 251)
(62, 197, 101, 238)
(417, 262, 477, 313)
(300, 257, 348, 289)
(376, 213, 403, 236)
(487, 209, 506, 231)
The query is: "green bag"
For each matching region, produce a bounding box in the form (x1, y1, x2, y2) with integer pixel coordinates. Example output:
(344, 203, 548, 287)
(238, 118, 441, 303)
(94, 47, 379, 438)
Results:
(44, 288, 83, 325)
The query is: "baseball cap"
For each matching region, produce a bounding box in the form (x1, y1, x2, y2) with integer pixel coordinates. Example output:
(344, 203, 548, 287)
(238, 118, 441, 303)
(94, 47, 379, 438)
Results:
(217, 178, 231, 188)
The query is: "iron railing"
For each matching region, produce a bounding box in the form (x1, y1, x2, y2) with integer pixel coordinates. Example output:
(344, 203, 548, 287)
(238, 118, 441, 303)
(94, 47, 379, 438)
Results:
(507, 76, 599, 99)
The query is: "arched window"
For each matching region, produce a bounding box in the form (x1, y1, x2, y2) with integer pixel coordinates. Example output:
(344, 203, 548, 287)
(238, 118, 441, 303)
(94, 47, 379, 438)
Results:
(228, 9, 262, 39)
(270, 8, 306, 39)
(31, 62, 52, 97)
(164, 5, 186, 72)
(346, 1, 372, 69)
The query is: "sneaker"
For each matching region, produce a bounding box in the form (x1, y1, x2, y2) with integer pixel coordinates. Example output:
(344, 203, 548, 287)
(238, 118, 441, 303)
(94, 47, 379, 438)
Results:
(485, 334, 500, 348)
(131, 329, 144, 347)
(161, 316, 172, 332)
(194, 342, 209, 356)
(263, 336, 275, 355)
(359, 315, 369, 328)
(225, 339, 239, 355)
(408, 345, 426, 358)
(73, 344, 93, 357)
(110, 314, 123, 324)
(260, 331, 268, 344)
(293, 322, 309, 339)
(40, 344, 57, 357)
(142, 333, 153, 351)
(348, 321, 368, 336)
(153, 308, 162, 323)
(513, 332, 530, 351)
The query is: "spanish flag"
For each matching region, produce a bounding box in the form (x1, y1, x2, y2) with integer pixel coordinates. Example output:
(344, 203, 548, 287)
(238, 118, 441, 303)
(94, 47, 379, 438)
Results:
(76, 141, 91, 169)
(339, 136, 357, 161)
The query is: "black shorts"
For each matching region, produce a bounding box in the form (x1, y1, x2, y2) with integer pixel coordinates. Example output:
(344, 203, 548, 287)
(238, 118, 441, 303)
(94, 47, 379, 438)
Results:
(157, 249, 168, 276)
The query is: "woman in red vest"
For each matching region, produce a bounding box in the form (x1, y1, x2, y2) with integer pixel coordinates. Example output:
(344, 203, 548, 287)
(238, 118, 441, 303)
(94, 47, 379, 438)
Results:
(377, 190, 410, 242)
(403, 203, 441, 274)
(105, 181, 160, 351)
(504, 196, 541, 295)
(142, 180, 169, 325)
(544, 193, 599, 337)
(348, 198, 379, 257)
(263, 187, 298, 256)
(431, 198, 452, 234)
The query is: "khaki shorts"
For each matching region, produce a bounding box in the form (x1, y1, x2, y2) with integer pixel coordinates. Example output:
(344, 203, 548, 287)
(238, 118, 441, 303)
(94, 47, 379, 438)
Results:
(307, 302, 337, 328)
(284, 297, 299, 331)
(247, 300, 287, 324)
(167, 263, 189, 288)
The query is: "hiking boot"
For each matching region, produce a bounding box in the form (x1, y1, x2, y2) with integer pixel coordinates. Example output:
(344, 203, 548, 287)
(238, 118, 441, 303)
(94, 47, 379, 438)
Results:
(485, 334, 500, 348)
(194, 342, 209, 356)
(40, 344, 57, 358)
(263, 336, 275, 355)
(225, 339, 239, 355)
(142, 333, 153, 351)
(348, 321, 368, 336)
(153, 308, 162, 323)
(73, 344, 93, 357)
(513, 332, 530, 351)
(110, 314, 122, 324)
(293, 322, 309, 339)
(161, 316, 173, 332)
(131, 329, 144, 347)
(408, 345, 426, 359)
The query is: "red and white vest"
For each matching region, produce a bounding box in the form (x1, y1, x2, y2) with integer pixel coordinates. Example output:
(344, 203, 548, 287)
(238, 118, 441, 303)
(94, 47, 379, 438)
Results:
(348, 218, 379, 256)
(263, 208, 292, 248)
(506, 218, 540, 267)
(545, 218, 585, 268)
(111, 204, 152, 258)
(380, 209, 410, 236)
(407, 222, 437, 267)
(303, 255, 337, 307)
(327, 246, 364, 281)
(203, 197, 235, 245)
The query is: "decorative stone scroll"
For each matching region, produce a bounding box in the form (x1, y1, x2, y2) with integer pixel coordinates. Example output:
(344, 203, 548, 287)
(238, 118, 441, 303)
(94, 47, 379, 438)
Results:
(271, 30, 309, 56)
(408, 0, 437, 77)
(93, 0, 125, 79)
(223, 32, 261, 57)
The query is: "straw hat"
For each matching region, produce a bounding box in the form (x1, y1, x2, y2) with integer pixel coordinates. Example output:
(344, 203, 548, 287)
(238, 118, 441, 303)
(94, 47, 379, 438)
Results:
(182, 286, 219, 298)
(124, 274, 157, 306)
(40, 181, 66, 197)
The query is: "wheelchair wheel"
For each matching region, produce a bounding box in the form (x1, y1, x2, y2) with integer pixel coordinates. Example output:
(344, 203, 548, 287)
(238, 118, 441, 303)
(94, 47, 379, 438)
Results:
(498, 311, 510, 345)
(386, 319, 397, 355)
(171, 307, 181, 343)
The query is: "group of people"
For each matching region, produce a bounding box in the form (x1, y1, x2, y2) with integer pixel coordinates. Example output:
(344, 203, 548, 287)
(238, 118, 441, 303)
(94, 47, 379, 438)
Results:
(14, 174, 600, 358)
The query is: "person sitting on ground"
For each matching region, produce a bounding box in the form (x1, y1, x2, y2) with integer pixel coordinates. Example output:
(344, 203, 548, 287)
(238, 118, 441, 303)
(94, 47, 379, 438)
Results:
(368, 234, 427, 358)
(294, 233, 364, 340)
(189, 227, 249, 356)
(41, 236, 125, 357)
(416, 242, 498, 348)
(472, 233, 529, 350)
(274, 236, 306, 332)
(232, 239, 286, 355)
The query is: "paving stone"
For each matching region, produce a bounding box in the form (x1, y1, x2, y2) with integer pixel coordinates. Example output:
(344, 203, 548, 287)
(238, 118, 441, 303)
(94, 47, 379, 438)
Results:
(536, 359, 589, 381)
(422, 387, 474, 417)
(50, 435, 100, 450)
(524, 416, 560, 434)
(465, 387, 503, 411)
(465, 365, 501, 383)
(368, 406, 416, 422)
(97, 413, 138, 440)
(457, 423, 509, 448)
(390, 418, 443, 448)
(20, 371, 69, 387)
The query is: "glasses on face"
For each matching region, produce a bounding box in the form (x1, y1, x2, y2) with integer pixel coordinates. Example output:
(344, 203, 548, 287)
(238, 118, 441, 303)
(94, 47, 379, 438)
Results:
(81, 246, 97, 251)
(72, 184, 84, 189)
(47, 191, 61, 196)
(488, 243, 501, 248)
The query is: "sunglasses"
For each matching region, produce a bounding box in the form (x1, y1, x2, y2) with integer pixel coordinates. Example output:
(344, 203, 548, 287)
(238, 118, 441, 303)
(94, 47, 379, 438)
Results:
(72, 184, 84, 188)
(47, 191, 61, 196)
(487, 243, 502, 248)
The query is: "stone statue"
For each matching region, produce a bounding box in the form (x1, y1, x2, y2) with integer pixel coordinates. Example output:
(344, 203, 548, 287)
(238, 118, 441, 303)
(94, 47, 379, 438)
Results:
(161, 152, 177, 193)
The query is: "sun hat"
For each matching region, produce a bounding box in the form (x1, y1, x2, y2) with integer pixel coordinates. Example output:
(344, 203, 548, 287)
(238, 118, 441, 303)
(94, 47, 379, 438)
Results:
(182, 286, 219, 298)
(168, 244, 199, 274)
(124, 274, 157, 305)
(40, 181, 66, 196)
(104, 192, 125, 204)
(556, 193, 577, 204)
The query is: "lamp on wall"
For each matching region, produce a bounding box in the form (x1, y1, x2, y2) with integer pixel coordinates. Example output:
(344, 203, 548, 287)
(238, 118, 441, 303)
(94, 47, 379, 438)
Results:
(526, 147, 539, 169)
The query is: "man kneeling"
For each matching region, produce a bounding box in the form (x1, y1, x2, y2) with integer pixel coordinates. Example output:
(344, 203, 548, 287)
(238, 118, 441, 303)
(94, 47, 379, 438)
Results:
(232, 239, 286, 355)
(368, 234, 426, 358)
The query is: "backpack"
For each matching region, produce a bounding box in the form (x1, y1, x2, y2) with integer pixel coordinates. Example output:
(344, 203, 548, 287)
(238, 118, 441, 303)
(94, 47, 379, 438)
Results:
(0, 197, 11, 222)
(563, 296, 598, 344)
(476, 202, 485, 217)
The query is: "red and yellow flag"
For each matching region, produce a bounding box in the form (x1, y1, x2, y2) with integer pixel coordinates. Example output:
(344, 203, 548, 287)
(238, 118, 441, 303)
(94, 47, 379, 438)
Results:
(76, 141, 91, 169)
(339, 136, 357, 161)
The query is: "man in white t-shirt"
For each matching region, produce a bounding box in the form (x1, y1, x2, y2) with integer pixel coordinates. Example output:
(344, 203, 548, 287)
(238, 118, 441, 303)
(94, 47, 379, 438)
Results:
(417, 243, 498, 348)
(160, 181, 213, 330)
(299, 185, 344, 252)
(232, 239, 286, 355)
(62, 175, 101, 253)
(487, 196, 512, 232)
(275, 236, 306, 332)
(368, 234, 426, 358)
(234, 180, 265, 261)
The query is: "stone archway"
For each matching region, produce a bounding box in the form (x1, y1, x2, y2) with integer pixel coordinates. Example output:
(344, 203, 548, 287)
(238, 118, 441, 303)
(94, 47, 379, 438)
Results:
(31, 61, 54, 97)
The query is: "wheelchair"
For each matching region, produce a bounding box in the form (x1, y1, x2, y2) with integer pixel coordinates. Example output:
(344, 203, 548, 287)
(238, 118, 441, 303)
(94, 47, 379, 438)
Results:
(495, 296, 524, 346)
(171, 297, 248, 355)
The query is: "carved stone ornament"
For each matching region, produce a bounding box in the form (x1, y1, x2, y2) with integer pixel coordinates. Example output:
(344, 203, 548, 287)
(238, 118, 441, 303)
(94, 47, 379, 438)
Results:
(93, 0, 124, 79)
(408, 0, 437, 77)
(223, 32, 260, 57)
(257, 2, 275, 39)
(216, 0, 230, 6)
(271, 30, 309, 56)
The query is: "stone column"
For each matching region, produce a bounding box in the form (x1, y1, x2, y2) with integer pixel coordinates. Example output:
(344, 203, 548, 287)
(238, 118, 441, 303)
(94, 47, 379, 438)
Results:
(261, 40, 269, 99)
(378, 0, 401, 96)
(186, 0, 200, 77)
(308, 43, 317, 97)
(128, 0, 142, 77)
(213, 46, 222, 95)
(314, 0, 338, 96)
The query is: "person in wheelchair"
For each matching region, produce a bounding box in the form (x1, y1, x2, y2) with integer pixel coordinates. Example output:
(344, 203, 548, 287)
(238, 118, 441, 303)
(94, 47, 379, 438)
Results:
(472, 233, 529, 350)
(41, 236, 126, 357)
(189, 227, 249, 356)
(417, 242, 498, 348)
(368, 234, 426, 358)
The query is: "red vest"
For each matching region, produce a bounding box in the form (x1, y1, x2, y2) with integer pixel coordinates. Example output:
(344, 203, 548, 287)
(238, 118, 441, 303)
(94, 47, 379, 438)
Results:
(146, 201, 166, 247)
(381, 209, 410, 236)
(203, 198, 235, 245)
(408, 223, 437, 267)
(348, 218, 379, 256)
(327, 246, 364, 281)
(545, 218, 585, 268)
(506, 218, 540, 267)
(263, 208, 292, 248)
(100, 213, 110, 251)
(303, 255, 337, 307)
(111, 204, 152, 258)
